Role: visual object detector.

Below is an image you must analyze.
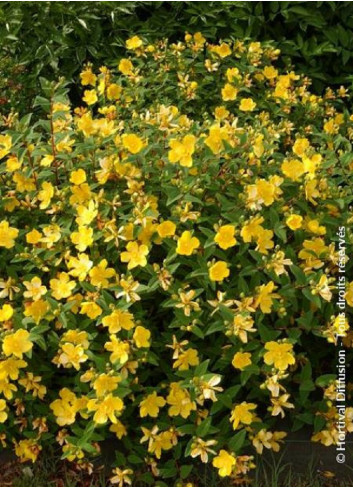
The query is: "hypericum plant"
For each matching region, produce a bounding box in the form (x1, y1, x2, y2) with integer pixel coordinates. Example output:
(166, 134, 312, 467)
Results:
(0, 34, 352, 486)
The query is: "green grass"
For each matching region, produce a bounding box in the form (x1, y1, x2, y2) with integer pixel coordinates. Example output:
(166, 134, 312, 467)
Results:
(0, 448, 106, 487)
(252, 451, 344, 487)
(1, 448, 352, 487)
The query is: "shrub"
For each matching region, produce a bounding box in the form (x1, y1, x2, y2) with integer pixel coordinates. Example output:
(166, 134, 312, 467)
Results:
(0, 34, 352, 485)
(2, 1, 353, 117)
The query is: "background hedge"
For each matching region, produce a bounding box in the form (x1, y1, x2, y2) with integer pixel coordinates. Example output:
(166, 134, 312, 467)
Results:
(1, 1, 353, 115)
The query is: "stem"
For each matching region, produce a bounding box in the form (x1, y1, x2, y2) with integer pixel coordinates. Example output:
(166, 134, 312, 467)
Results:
(49, 98, 59, 186)
(0, 173, 7, 186)
(27, 147, 38, 190)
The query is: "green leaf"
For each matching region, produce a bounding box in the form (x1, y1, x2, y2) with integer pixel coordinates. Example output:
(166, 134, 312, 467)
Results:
(228, 429, 246, 452)
(315, 374, 336, 387)
(290, 265, 307, 285)
(302, 288, 321, 307)
(196, 417, 212, 437)
(180, 465, 193, 479)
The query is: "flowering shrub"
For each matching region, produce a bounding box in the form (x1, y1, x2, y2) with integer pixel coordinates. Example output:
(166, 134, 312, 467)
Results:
(0, 34, 352, 485)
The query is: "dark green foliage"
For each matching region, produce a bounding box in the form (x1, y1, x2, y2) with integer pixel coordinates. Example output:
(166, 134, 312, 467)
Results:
(1, 1, 353, 114)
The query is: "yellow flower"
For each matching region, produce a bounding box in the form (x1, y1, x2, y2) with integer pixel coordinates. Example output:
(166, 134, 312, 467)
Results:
(176, 231, 200, 256)
(87, 394, 124, 424)
(24, 299, 48, 324)
(0, 134, 12, 159)
(212, 42, 231, 58)
(109, 420, 127, 439)
(168, 135, 196, 168)
(15, 439, 41, 463)
(121, 241, 149, 269)
(240, 216, 264, 242)
(239, 98, 256, 111)
(140, 427, 174, 459)
(254, 281, 280, 314)
(119, 58, 134, 75)
(0, 378, 17, 400)
(133, 326, 151, 348)
(204, 125, 230, 154)
(58, 343, 88, 370)
(42, 224, 61, 248)
(89, 259, 115, 287)
(70, 169, 87, 185)
(23, 277, 47, 301)
(209, 261, 230, 282)
(139, 392, 166, 418)
(80, 68, 97, 86)
(122, 134, 144, 154)
(138, 220, 158, 245)
(107, 83, 122, 100)
(62, 443, 84, 462)
(110, 467, 133, 487)
(231, 314, 256, 343)
(157, 220, 176, 238)
(255, 229, 274, 255)
(226, 67, 240, 82)
(306, 219, 326, 235)
(61, 329, 89, 349)
(247, 178, 281, 208)
(50, 388, 79, 426)
(82, 89, 98, 105)
(13, 172, 36, 192)
(70, 226, 94, 252)
(0, 304, 14, 321)
(38, 182, 54, 209)
(232, 352, 252, 370)
(6, 155, 21, 172)
(102, 309, 134, 333)
(0, 220, 19, 249)
(173, 348, 199, 371)
(93, 374, 120, 397)
(167, 382, 196, 418)
(298, 237, 328, 268)
(303, 153, 322, 176)
(230, 402, 257, 429)
(293, 137, 310, 157)
(263, 66, 278, 79)
(126, 35, 143, 50)
(281, 159, 305, 181)
(2, 329, 33, 359)
(214, 225, 236, 249)
(221, 83, 238, 101)
(105, 335, 130, 364)
(193, 32, 206, 46)
(75, 200, 98, 226)
(18, 372, 46, 399)
(286, 214, 303, 230)
(26, 229, 43, 244)
(190, 437, 217, 463)
(56, 136, 75, 154)
(314, 274, 333, 302)
(267, 250, 293, 276)
(345, 282, 353, 307)
(50, 272, 76, 300)
(214, 105, 230, 120)
(0, 399, 8, 423)
(252, 429, 286, 454)
(270, 394, 294, 417)
(77, 112, 95, 137)
(80, 301, 102, 319)
(67, 253, 93, 281)
(264, 341, 295, 371)
(253, 134, 264, 157)
(212, 450, 236, 477)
